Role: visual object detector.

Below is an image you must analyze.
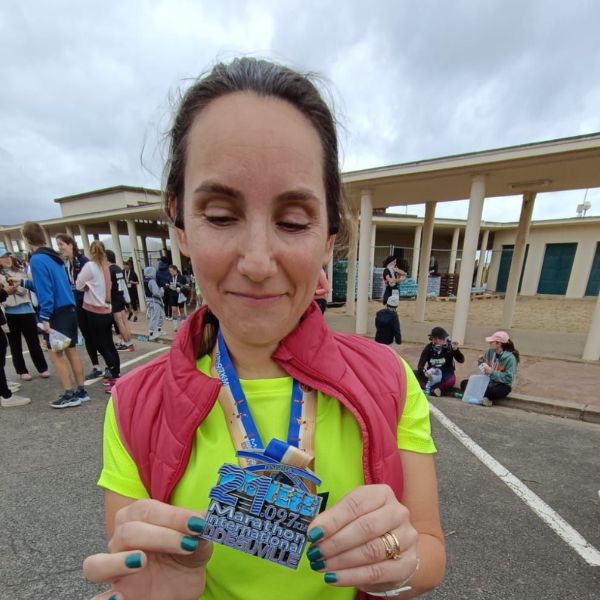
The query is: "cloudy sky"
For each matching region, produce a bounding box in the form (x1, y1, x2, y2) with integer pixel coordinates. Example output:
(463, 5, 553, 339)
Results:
(1, 0, 599, 226)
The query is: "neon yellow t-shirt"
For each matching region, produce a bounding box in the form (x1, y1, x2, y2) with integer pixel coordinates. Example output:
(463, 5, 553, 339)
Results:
(98, 357, 435, 600)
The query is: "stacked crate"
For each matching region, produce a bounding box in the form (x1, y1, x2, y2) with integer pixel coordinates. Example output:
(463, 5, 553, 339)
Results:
(426, 276, 441, 296)
(440, 273, 459, 297)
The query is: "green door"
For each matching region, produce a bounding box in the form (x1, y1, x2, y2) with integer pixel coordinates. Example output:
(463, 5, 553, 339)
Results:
(495, 246, 513, 293)
(537, 243, 578, 295)
(496, 245, 529, 293)
(585, 243, 600, 296)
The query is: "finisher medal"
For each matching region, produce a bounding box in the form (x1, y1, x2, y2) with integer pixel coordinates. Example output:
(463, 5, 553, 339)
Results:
(201, 331, 323, 569)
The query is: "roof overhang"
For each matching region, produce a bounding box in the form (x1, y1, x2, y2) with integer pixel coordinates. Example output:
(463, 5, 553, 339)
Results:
(342, 132, 600, 210)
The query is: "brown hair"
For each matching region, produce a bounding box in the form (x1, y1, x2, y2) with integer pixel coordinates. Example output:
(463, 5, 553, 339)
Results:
(501, 339, 520, 364)
(55, 233, 79, 259)
(21, 222, 46, 247)
(163, 57, 349, 244)
(89, 240, 107, 267)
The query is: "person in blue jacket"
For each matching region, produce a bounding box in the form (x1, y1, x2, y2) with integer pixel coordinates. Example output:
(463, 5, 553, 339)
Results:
(18, 222, 89, 408)
(156, 255, 172, 319)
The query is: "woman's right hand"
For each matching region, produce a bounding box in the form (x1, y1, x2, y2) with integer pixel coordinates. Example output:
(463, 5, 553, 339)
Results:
(83, 499, 212, 600)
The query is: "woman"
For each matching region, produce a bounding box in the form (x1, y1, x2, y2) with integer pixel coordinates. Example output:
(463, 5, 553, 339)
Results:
(123, 259, 140, 322)
(167, 264, 186, 329)
(460, 330, 519, 406)
(414, 327, 464, 396)
(83, 58, 445, 600)
(56, 233, 102, 379)
(382, 256, 405, 306)
(0, 252, 49, 380)
(75, 241, 120, 392)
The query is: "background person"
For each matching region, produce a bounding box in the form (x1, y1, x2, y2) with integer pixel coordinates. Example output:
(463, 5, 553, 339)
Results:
(19, 222, 89, 408)
(76, 241, 121, 393)
(56, 233, 101, 378)
(123, 259, 140, 322)
(375, 295, 402, 345)
(414, 326, 464, 396)
(156, 255, 172, 320)
(0, 252, 49, 381)
(459, 331, 520, 406)
(83, 57, 445, 600)
(167, 264, 185, 331)
(105, 250, 135, 352)
(0, 285, 31, 407)
(381, 255, 405, 305)
(143, 266, 164, 340)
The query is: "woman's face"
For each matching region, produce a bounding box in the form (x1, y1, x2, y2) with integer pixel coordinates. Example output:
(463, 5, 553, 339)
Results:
(57, 239, 72, 258)
(175, 92, 334, 348)
(489, 341, 500, 351)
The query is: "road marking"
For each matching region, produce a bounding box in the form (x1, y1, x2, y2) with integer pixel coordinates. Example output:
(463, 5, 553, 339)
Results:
(6, 350, 30, 359)
(84, 346, 169, 386)
(429, 403, 600, 567)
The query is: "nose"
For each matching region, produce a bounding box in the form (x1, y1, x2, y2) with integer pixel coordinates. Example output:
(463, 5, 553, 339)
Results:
(236, 220, 278, 283)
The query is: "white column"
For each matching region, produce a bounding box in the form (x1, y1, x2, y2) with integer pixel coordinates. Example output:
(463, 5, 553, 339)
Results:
(369, 223, 377, 300)
(448, 227, 460, 274)
(452, 175, 486, 343)
(501, 192, 536, 329)
(345, 217, 358, 316)
(16, 239, 24, 252)
(415, 202, 437, 322)
(411, 225, 422, 279)
(126, 219, 146, 312)
(356, 190, 373, 335)
(475, 229, 490, 287)
(326, 259, 333, 303)
(168, 225, 182, 271)
(22, 237, 30, 254)
(3, 234, 12, 253)
(79, 224, 90, 256)
(582, 290, 600, 361)
(65, 225, 74, 239)
(109, 221, 124, 266)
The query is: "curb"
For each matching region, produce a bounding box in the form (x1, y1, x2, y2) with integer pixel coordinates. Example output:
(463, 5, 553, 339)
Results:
(494, 393, 600, 424)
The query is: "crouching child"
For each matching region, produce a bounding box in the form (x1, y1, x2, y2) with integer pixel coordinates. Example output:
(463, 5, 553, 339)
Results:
(375, 295, 402, 345)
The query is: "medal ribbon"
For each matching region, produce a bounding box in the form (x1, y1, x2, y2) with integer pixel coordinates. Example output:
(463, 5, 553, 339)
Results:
(214, 329, 317, 470)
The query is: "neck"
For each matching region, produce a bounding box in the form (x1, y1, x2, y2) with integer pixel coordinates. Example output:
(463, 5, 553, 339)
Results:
(219, 325, 287, 379)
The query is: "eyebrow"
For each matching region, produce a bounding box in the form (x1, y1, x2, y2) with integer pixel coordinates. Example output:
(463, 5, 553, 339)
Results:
(192, 181, 320, 204)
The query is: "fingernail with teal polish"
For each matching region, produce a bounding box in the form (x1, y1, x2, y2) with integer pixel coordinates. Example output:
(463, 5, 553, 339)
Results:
(307, 546, 322, 561)
(187, 516, 206, 534)
(125, 552, 142, 569)
(310, 560, 326, 571)
(307, 527, 324, 543)
(324, 572, 338, 584)
(181, 535, 199, 552)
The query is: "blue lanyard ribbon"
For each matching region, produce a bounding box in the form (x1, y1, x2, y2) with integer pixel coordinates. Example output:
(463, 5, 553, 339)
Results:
(215, 329, 305, 452)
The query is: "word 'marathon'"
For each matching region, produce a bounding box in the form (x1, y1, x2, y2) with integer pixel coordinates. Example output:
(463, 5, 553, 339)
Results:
(201, 464, 323, 569)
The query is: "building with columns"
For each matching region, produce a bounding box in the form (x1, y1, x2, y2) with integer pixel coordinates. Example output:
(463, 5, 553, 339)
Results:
(1, 133, 600, 360)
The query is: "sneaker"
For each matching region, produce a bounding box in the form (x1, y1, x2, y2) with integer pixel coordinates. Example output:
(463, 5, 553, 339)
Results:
(76, 388, 91, 402)
(50, 391, 81, 409)
(117, 344, 135, 352)
(7, 381, 21, 392)
(1, 394, 31, 407)
(20, 373, 32, 381)
(103, 368, 113, 379)
(432, 388, 442, 397)
(85, 367, 103, 381)
(149, 331, 160, 341)
(481, 397, 493, 407)
(133, 316, 138, 322)
(39, 370, 51, 378)
(103, 378, 117, 394)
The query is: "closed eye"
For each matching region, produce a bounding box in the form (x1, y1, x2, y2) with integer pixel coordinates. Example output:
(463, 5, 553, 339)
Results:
(277, 221, 310, 232)
(205, 215, 237, 226)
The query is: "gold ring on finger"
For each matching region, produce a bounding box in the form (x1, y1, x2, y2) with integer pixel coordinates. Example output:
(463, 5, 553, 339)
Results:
(380, 531, 402, 560)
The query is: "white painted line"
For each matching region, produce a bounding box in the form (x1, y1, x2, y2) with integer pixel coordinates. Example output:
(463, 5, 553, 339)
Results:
(429, 403, 600, 567)
(84, 346, 170, 386)
(6, 350, 30, 359)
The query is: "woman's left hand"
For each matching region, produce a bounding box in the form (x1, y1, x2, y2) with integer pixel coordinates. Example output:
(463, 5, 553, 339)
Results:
(305, 485, 419, 593)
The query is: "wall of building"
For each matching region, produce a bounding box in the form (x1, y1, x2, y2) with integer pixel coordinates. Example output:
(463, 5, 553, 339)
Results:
(487, 222, 600, 297)
(59, 190, 160, 217)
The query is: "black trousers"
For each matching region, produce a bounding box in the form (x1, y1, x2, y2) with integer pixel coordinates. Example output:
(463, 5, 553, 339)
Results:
(77, 305, 98, 366)
(164, 289, 172, 318)
(5, 312, 48, 375)
(0, 330, 11, 399)
(460, 378, 512, 401)
(82, 310, 120, 378)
